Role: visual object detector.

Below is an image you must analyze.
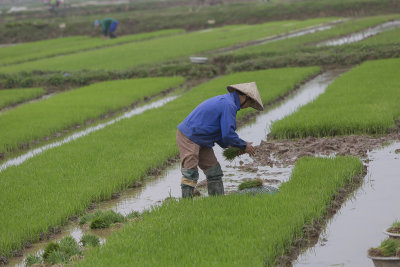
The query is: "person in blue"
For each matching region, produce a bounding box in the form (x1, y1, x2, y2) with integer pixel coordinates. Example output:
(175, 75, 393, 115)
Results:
(176, 82, 264, 198)
(94, 18, 118, 39)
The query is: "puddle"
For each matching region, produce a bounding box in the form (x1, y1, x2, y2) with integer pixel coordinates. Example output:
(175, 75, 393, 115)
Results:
(294, 142, 400, 267)
(70, 0, 129, 7)
(10, 69, 347, 266)
(0, 96, 177, 173)
(317, 20, 400, 46)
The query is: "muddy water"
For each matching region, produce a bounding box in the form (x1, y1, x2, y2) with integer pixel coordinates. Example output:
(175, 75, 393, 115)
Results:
(294, 142, 400, 267)
(317, 20, 400, 46)
(10, 70, 346, 265)
(0, 96, 177, 173)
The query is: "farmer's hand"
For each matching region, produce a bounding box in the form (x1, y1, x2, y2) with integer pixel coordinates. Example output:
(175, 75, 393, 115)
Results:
(245, 142, 255, 156)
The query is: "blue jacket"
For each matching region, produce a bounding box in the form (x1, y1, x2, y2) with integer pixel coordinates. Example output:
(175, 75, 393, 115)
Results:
(178, 92, 247, 149)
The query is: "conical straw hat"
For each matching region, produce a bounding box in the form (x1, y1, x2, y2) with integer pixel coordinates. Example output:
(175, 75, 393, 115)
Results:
(227, 82, 264, 111)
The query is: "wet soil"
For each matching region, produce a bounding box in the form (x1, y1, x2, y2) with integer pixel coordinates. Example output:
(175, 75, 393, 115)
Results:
(247, 132, 400, 168)
(244, 134, 400, 266)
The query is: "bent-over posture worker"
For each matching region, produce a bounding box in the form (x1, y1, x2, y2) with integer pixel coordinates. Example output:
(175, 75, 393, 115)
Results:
(94, 18, 118, 39)
(176, 82, 264, 198)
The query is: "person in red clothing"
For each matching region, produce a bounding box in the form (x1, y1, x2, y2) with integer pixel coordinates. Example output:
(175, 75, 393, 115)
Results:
(94, 18, 119, 39)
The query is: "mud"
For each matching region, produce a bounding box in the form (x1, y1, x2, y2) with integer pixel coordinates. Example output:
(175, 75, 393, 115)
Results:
(247, 132, 400, 168)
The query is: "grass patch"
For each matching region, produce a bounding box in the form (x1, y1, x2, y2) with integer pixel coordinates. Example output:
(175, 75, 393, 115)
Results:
(0, 67, 318, 258)
(269, 58, 400, 138)
(77, 156, 363, 266)
(0, 76, 184, 154)
(0, 18, 334, 73)
(0, 88, 45, 109)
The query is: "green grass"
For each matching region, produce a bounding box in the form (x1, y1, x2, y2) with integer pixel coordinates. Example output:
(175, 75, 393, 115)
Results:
(0, 88, 45, 109)
(232, 15, 400, 55)
(0, 18, 334, 73)
(269, 58, 400, 139)
(0, 77, 184, 154)
(0, 66, 319, 258)
(0, 29, 184, 66)
(77, 156, 363, 266)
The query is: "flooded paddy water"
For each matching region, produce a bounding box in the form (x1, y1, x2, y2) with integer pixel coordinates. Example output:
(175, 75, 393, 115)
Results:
(317, 20, 400, 46)
(294, 142, 400, 267)
(9, 69, 345, 265)
(8, 68, 400, 266)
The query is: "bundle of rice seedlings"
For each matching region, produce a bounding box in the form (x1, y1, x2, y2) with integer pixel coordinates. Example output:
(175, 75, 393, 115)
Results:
(223, 147, 243, 161)
(238, 178, 264, 191)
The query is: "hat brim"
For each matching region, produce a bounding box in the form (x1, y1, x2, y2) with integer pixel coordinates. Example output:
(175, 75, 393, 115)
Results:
(227, 86, 264, 111)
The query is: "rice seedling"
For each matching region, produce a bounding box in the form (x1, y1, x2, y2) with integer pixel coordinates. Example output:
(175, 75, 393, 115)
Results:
(0, 67, 318, 258)
(388, 221, 400, 234)
(0, 76, 184, 154)
(269, 58, 400, 138)
(76, 156, 363, 266)
(238, 178, 264, 190)
(368, 238, 400, 257)
(222, 147, 243, 160)
(25, 253, 42, 266)
(233, 15, 400, 56)
(42, 242, 59, 260)
(0, 18, 334, 73)
(0, 29, 184, 67)
(80, 234, 100, 247)
(0, 88, 45, 109)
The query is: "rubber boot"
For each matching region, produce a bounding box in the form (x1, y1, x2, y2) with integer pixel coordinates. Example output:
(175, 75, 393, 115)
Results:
(181, 168, 199, 198)
(181, 184, 194, 198)
(204, 163, 224, 196)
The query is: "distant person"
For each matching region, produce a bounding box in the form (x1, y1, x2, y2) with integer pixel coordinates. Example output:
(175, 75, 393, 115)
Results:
(94, 18, 118, 39)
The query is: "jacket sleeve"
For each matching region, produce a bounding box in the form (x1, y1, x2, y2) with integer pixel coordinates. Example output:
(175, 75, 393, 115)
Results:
(219, 103, 247, 149)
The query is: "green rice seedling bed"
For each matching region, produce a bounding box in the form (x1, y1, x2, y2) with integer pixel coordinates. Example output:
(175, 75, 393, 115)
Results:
(0, 88, 45, 109)
(233, 15, 400, 56)
(0, 29, 184, 66)
(77, 156, 363, 266)
(0, 67, 319, 258)
(0, 77, 184, 155)
(0, 18, 333, 74)
(270, 58, 400, 139)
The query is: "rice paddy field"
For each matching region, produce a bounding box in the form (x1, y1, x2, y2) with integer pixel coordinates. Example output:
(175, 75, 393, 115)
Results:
(0, 88, 45, 109)
(269, 58, 400, 138)
(1, 0, 400, 266)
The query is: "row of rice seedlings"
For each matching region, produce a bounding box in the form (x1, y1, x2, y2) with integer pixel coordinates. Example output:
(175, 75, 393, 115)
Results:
(0, 29, 184, 67)
(0, 88, 45, 109)
(0, 76, 184, 154)
(25, 234, 100, 266)
(0, 18, 334, 73)
(76, 156, 363, 266)
(0, 67, 319, 258)
(269, 58, 400, 139)
(233, 14, 400, 55)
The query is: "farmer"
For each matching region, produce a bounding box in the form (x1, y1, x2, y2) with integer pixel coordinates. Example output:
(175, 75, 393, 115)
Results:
(176, 82, 264, 198)
(94, 18, 118, 39)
